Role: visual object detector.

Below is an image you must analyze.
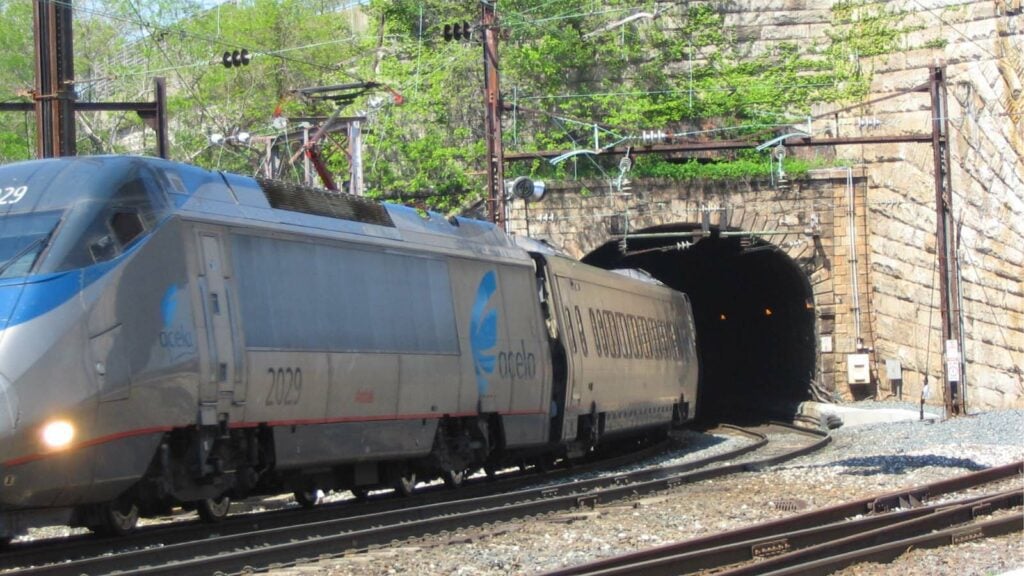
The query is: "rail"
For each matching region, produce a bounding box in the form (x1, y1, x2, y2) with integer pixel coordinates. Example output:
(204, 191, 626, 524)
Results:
(3, 423, 828, 575)
(542, 460, 1024, 576)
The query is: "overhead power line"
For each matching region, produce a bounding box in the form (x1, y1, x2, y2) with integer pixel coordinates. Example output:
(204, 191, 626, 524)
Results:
(907, 0, 1001, 61)
(512, 84, 844, 101)
(69, 34, 362, 86)
(50, 0, 362, 80)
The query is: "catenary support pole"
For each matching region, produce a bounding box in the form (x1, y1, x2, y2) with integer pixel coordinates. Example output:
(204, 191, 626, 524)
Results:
(482, 1, 505, 229)
(33, 0, 76, 157)
(929, 65, 966, 416)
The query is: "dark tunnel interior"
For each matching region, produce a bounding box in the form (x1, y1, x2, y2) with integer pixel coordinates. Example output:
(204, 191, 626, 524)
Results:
(584, 224, 818, 423)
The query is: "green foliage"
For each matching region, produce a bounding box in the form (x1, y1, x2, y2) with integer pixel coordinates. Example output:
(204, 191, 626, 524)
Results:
(0, 1, 917, 206)
(826, 1, 914, 58)
(631, 152, 822, 181)
(0, 2, 37, 162)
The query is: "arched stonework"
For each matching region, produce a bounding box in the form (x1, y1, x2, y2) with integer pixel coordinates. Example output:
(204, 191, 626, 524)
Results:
(506, 168, 880, 410)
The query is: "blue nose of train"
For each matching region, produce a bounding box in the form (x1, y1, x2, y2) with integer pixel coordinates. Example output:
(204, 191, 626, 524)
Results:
(0, 281, 21, 333)
(0, 282, 24, 435)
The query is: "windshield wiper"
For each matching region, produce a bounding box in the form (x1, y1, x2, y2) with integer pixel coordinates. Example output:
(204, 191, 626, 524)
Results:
(0, 230, 54, 278)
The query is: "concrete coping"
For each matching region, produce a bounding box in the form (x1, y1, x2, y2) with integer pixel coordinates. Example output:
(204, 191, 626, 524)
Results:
(798, 400, 941, 428)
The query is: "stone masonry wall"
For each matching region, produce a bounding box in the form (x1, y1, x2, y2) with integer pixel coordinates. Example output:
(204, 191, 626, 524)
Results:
(834, 1, 1024, 409)
(508, 1, 1024, 410)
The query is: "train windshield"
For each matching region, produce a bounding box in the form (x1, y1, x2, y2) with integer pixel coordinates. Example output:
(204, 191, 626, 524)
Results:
(0, 157, 171, 277)
(0, 211, 61, 279)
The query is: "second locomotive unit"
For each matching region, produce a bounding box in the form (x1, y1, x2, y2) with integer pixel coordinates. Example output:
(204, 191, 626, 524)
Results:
(0, 156, 698, 539)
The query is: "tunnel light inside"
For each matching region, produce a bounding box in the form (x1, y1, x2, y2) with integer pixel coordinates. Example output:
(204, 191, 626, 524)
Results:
(41, 420, 75, 450)
(719, 313, 727, 321)
(764, 308, 773, 317)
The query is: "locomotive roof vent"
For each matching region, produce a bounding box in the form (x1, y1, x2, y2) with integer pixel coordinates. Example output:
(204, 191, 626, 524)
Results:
(255, 177, 395, 228)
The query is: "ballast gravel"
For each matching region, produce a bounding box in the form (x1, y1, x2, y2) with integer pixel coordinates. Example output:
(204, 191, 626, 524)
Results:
(277, 403, 1024, 576)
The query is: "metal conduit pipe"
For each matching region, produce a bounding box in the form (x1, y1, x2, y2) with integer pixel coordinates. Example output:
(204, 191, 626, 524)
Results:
(847, 167, 863, 348)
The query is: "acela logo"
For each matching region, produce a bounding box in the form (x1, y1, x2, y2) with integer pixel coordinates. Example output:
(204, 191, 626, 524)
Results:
(470, 270, 499, 396)
(159, 284, 195, 360)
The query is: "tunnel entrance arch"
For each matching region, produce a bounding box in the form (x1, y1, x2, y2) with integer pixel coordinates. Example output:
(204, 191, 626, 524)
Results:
(584, 223, 818, 423)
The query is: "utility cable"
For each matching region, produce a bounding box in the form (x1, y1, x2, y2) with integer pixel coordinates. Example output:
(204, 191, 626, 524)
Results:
(72, 33, 362, 86)
(501, 4, 633, 31)
(512, 84, 841, 101)
(50, 0, 362, 80)
(959, 235, 1021, 362)
(908, 0, 1002, 61)
(124, 0, 223, 140)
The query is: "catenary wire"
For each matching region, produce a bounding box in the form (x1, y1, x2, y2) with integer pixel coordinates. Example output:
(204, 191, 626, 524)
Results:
(50, 0, 362, 79)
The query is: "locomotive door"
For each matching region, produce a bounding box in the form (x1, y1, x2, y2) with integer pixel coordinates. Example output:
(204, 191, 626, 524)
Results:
(196, 232, 245, 418)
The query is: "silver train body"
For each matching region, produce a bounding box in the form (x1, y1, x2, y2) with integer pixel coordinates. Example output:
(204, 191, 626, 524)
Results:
(0, 156, 698, 538)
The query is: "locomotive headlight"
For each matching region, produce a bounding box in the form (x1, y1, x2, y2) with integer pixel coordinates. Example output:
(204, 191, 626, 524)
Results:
(41, 420, 75, 450)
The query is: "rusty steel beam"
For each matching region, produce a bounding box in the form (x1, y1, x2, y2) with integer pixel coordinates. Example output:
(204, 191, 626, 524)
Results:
(0, 100, 158, 113)
(2, 78, 170, 159)
(75, 101, 158, 112)
(930, 65, 966, 416)
(504, 134, 935, 161)
(0, 102, 34, 112)
(13, 1, 169, 159)
(33, 0, 76, 157)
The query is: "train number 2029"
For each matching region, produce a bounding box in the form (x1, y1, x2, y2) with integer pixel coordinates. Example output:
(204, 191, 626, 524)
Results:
(0, 186, 28, 205)
(265, 367, 302, 406)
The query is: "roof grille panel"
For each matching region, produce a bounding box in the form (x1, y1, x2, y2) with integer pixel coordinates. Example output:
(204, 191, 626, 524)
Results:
(255, 177, 394, 227)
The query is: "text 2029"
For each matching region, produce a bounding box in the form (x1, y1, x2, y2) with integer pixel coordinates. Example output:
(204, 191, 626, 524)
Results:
(265, 367, 302, 406)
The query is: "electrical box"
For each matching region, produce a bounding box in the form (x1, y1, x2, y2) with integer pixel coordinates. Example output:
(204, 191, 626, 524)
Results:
(847, 354, 870, 384)
(885, 359, 902, 382)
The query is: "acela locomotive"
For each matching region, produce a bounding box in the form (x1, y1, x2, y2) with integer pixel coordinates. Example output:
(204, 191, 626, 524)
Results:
(0, 156, 697, 539)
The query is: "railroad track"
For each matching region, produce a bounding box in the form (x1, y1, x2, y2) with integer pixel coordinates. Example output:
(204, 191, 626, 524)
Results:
(0, 423, 825, 575)
(0, 435, 677, 569)
(542, 460, 1024, 576)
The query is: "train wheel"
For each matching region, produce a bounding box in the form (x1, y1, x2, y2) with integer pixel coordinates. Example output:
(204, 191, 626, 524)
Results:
(91, 501, 140, 536)
(442, 469, 464, 489)
(393, 473, 417, 497)
(196, 496, 231, 523)
(294, 488, 324, 509)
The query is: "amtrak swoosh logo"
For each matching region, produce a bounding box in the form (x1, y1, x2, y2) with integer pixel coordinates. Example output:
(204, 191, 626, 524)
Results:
(161, 284, 179, 328)
(470, 271, 499, 396)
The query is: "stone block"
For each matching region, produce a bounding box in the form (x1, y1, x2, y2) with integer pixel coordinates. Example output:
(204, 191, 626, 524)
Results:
(968, 384, 1011, 410)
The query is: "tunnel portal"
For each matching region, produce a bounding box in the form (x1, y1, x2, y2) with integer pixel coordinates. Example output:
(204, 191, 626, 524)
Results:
(584, 224, 818, 423)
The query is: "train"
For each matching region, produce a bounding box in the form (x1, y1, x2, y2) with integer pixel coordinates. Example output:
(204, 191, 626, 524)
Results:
(0, 156, 698, 540)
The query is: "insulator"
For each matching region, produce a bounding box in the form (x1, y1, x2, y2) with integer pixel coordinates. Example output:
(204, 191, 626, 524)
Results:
(641, 130, 666, 145)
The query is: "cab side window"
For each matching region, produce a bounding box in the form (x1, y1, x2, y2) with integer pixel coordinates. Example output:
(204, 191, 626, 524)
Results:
(111, 210, 145, 247)
(88, 172, 163, 263)
(50, 167, 166, 272)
